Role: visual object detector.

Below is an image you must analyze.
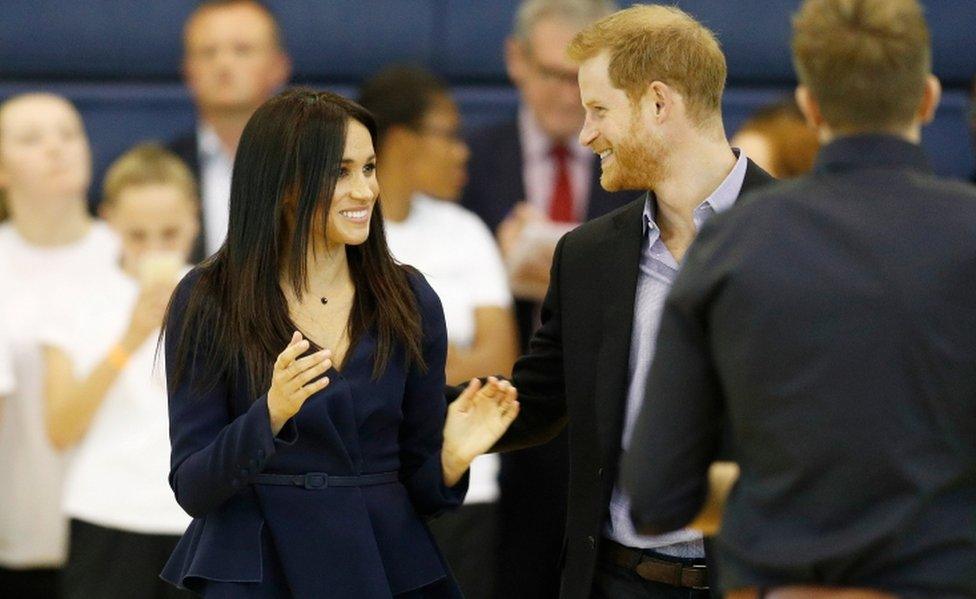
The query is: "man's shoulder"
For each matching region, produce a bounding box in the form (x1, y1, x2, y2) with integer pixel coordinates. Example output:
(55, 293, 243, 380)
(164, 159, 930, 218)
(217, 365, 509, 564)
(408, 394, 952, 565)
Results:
(166, 129, 200, 170)
(561, 196, 645, 249)
(466, 118, 520, 154)
(167, 128, 197, 151)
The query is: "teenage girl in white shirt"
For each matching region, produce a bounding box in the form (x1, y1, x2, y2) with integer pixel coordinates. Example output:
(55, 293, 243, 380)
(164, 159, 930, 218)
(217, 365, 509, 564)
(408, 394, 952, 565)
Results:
(42, 144, 200, 599)
(0, 93, 120, 598)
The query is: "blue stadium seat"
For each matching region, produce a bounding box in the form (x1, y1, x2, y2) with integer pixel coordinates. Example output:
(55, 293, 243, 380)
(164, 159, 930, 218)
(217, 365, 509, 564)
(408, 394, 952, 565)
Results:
(0, 0, 972, 194)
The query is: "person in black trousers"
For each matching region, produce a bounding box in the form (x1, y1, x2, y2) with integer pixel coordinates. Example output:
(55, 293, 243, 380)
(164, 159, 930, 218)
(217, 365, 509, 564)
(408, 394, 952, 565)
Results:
(461, 3, 626, 593)
(459, 5, 774, 597)
(622, 1, 976, 597)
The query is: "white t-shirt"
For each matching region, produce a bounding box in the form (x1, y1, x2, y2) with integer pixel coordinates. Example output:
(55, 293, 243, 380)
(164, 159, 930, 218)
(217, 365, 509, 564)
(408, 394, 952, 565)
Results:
(41, 266, 192, 535)
(0, 317, 14, 398)
(0, 221, 119, 567)
(384, 194, 513, 504)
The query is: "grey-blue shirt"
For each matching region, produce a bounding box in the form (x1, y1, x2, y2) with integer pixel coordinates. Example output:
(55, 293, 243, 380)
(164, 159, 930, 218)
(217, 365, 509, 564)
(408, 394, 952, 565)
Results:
(604, 150, 748, 555)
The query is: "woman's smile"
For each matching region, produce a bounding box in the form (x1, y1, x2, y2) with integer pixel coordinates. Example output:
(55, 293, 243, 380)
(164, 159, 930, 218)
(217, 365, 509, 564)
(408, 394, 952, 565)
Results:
(337, 206, 371, 224)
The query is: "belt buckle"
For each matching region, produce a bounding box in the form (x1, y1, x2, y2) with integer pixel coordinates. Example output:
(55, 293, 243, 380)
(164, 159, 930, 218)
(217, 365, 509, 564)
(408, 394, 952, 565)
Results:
(689, 563, 709, 590)
(303, 473, 329, 489)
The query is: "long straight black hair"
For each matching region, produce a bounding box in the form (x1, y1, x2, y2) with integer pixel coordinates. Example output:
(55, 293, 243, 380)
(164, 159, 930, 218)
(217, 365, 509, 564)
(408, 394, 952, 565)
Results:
(164, 89, 424, 395)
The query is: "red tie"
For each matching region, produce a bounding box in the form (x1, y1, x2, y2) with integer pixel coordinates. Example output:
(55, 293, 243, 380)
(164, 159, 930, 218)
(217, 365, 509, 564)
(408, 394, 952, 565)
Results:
(548, 144, 575, 223)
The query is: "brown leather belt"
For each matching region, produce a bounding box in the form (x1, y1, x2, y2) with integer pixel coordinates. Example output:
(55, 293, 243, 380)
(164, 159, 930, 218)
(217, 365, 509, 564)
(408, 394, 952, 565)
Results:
(727, 588, 897, 599)
(601, 538, 708, 589)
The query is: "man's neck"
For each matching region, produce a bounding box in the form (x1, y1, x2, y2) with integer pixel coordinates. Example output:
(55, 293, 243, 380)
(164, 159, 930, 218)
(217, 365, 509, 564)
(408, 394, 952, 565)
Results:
(818, 123, 921, 145)
(7, 194, 92, 247)
(652, 137, 737, 260)
(200, 107, 255, 156)
(376, 160, 414, 223)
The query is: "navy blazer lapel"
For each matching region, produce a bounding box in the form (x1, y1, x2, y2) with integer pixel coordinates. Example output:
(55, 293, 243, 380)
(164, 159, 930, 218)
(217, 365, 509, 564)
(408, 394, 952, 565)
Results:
(592, 197, 646, 463)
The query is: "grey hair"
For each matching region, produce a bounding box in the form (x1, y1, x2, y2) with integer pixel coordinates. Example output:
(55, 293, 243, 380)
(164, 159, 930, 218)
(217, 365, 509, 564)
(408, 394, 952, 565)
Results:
(512, 0, 619, 42)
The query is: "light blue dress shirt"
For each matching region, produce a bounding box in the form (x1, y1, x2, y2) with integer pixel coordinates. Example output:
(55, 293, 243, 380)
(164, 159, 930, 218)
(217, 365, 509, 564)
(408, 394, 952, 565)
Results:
(605, 150, 749, 556)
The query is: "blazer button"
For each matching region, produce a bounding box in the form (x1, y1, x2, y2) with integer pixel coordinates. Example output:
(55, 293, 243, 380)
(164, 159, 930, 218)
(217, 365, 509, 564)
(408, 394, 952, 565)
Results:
(587, 536, 596, 549)
(597, 467, 604, 478)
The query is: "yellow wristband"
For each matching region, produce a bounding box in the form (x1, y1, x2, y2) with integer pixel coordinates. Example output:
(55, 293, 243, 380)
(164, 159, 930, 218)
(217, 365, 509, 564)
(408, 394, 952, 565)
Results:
(107, 345, 130, 371)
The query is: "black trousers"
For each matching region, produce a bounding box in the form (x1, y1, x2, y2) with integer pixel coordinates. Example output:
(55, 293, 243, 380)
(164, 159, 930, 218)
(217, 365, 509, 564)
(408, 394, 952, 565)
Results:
(0, 565, 60, 598)
(590, 551, 711, 599)
(427, 502, 500, 599)
(63, 519, 195, 599)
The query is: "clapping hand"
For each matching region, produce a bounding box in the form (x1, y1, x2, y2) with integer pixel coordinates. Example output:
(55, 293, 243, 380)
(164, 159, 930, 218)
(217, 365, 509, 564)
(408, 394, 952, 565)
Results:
(267, 332, 333, 435)
(441, 377, 519, 486)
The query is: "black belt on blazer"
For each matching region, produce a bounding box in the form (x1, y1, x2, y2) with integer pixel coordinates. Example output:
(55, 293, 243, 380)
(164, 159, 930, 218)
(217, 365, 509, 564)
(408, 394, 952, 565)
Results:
(253, 471, 399, 490)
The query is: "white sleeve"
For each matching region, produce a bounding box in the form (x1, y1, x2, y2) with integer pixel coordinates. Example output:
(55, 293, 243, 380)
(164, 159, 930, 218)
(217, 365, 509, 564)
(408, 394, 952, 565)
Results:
(0, 335, 14, 396)
(462, 214, 514, 309)
(37, 312, 102, 380)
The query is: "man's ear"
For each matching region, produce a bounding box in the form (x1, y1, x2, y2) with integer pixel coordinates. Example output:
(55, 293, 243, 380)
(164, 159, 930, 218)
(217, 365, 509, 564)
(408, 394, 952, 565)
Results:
(384, 125, 414, 149)
(505, 37, 527, 85)
(917, 74, 942, 126)
(795, 85, 824, 130)
(379, 125, 416, 165)
(642, 81, 676, 124)
(97, 201, 114, 222)
(270, 50, 293, 90)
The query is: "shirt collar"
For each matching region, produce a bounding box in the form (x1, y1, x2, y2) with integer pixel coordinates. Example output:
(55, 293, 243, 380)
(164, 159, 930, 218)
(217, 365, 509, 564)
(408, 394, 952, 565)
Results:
(197, 122, 230, 162)
(813, 133, 931, 175)
(642, 148, 749, 236)
(517, 106, 590, 161)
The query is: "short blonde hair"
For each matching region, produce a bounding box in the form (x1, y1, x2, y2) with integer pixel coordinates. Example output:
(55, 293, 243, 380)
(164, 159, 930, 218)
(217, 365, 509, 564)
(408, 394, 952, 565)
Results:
(102, 144, 198, 209)
(567, 4, 726, 124)
(792, 0, 930, 132)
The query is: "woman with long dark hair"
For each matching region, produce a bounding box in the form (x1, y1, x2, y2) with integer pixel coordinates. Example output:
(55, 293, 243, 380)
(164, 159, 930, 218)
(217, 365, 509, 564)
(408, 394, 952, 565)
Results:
(159, 89, 519, 598)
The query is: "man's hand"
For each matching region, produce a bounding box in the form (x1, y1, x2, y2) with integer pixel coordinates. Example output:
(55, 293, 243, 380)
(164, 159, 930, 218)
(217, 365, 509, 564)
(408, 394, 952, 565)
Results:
(497, 203, 555, 301)
(688, 461, 740, 535)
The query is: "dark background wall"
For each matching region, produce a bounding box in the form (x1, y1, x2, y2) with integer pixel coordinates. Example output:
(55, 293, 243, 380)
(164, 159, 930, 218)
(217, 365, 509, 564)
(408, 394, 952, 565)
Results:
(2, 0, 973, 193)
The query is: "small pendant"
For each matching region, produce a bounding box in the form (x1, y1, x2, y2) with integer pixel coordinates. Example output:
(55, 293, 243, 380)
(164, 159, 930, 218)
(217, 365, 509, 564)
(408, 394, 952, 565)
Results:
(320, 297, 328, 305)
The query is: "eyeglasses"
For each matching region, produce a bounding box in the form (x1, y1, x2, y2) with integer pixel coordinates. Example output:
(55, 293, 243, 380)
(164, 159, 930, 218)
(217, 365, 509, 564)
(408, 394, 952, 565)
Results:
(524, 47, 579, 87)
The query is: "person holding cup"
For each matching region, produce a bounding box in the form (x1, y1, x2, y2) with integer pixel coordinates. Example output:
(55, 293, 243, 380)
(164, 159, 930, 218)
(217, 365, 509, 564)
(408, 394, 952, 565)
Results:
(41, 144, 198, 599)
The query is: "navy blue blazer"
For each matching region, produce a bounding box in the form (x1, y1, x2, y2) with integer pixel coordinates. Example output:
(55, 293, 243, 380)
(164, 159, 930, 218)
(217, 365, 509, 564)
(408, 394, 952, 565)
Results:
(161, 268, 466, 597)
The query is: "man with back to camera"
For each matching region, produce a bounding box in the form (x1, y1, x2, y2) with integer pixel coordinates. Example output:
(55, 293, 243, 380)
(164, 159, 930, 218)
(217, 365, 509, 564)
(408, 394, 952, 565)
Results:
(622, 0, 976, 597)
(460, 2, 631, 595)
(475, 4, 775, 597)
(168, 0, 290, 261)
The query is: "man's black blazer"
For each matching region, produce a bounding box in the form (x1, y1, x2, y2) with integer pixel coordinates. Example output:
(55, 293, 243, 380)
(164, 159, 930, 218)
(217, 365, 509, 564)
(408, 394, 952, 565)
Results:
(167, 130, 207, 263)
(460, 117, 633, 598)
(495, 160, 773, 598)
